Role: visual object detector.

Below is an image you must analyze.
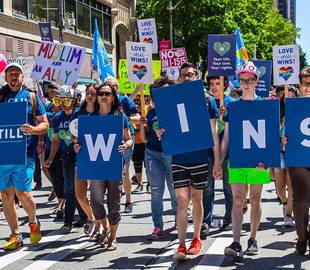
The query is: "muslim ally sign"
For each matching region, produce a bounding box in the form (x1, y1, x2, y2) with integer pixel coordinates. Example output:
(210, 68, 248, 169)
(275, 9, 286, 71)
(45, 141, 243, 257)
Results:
(273, 45, 299, 86)
(253, 60, 272, 98)
(137, 18, 158, 54)
(208, 34, 236, 76)
(126, 41, 154, 84)
(31, 42, 86, 86)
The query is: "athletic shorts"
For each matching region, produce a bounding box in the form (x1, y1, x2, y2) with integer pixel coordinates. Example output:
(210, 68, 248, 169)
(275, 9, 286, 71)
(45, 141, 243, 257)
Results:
(0, 157, 35, 192)
(132, 143, 145, 163)
(172, 163, 208, 190)
(228, 165, 270, 185)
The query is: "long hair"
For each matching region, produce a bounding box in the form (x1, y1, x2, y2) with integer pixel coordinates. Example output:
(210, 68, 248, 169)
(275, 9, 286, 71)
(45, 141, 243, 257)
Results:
(97, 81, 121, 113)
(80, 84, 99, 112)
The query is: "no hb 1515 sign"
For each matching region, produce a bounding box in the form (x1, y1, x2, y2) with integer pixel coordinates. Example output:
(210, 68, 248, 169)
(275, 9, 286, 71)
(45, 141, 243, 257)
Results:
(160, 48, 187, 71)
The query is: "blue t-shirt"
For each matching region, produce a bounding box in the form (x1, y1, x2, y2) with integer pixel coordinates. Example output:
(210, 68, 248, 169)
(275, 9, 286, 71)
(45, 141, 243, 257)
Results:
(5, 89, 46, 158)
(92, 110, 130, 129)
(53, 110, 75, 153)
(146, 108, 162, 152)
(72, 107, 96, 120)
(172, 95, 218, 164)
(118, 94, 139, 141)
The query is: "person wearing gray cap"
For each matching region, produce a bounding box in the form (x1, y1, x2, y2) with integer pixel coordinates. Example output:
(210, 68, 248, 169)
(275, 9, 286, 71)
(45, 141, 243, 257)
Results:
(0, 62, 48, 251)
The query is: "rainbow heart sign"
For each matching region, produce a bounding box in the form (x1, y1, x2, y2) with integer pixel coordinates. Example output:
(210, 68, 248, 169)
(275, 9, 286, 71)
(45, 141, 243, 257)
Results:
(143, 37, 153, 44)
(273, 45, 299, 85)
(133, 65, 147, 80)
(279, 66, 294, 81)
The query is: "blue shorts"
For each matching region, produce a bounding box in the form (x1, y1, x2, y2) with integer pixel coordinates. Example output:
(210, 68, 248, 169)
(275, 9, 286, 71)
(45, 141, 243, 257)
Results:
(123, 145, 134, 166)
(0, 157, 35, 192)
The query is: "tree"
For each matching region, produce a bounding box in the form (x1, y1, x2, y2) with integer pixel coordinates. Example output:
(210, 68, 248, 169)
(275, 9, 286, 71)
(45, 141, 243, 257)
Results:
(299, 47, 309, 70)
(137, 0, 298, 73)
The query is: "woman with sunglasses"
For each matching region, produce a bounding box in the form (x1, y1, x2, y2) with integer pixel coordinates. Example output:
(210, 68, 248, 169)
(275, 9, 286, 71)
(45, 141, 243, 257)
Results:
(74, 81, 133, 250)
(44, 87, 87, 233)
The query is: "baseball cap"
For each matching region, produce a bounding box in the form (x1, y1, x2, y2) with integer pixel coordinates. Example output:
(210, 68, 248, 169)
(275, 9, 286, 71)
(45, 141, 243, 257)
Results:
(236, 61, 258, 77)
(4, 62, 24, 74)
(59, 85, 78, 98)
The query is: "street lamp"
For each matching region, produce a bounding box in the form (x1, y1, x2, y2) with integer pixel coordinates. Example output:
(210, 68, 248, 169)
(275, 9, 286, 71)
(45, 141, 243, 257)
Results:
(167, 0, 183, 48)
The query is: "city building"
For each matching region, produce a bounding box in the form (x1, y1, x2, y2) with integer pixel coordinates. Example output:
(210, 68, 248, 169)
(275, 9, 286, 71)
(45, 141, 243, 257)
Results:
(0, 0, 136, 86)
(273, 0, 296, 25)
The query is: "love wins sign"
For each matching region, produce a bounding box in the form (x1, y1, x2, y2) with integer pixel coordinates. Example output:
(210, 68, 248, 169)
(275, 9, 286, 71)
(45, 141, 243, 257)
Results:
(208, 34, 236, 76)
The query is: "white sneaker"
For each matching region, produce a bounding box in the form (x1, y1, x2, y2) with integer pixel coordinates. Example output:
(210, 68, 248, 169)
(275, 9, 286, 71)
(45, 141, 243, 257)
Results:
(284, 216, 294, 227)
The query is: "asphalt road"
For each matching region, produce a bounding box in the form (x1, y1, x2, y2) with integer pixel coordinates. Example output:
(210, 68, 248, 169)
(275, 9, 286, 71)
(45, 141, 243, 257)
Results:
(0, 171, 309, 270)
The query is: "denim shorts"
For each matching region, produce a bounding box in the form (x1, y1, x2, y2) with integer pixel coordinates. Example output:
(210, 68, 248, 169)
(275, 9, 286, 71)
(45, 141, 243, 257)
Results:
(123, 145, 134, 166)
(0, 157, 35, 192)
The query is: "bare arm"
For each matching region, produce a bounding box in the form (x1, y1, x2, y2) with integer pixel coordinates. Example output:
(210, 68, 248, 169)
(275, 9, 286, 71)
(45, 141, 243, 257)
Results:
(210, 119, 222, 179)
(44, 133, 60, 167)
(20, 114, 49, 136)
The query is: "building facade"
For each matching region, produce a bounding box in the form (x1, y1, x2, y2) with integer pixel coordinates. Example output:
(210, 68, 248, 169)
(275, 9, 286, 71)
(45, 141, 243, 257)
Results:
(0, 0, 136, 84)
(273, 0, 296, 25)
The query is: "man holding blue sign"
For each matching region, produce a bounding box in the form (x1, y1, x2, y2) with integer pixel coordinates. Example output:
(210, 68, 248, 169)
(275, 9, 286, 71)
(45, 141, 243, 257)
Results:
(0, 63, 48, 250)
(221, 61, 271, 260)
(156, 62, 222, 260)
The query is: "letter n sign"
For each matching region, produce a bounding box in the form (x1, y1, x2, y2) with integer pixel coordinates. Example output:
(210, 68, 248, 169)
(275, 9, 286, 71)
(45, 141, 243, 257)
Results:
(285, 97, 310, 167)
(151, 80, 214, 155)
(228, 99, 280, 168)
(77, 115, 124, 180)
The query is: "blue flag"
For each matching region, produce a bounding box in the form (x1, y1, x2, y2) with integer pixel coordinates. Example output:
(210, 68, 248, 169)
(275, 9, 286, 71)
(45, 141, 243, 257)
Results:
(92, 19, 115, 80)
(235, 27, 249, 69)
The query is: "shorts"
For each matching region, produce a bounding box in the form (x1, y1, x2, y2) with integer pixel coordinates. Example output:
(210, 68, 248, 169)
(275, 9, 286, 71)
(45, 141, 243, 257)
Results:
(228, 166, 270, 185)
(132, 143, 145, 163)
(0, 157, 35, 192)
(123, 144, 134, 166)
(172, 163, 208, 190)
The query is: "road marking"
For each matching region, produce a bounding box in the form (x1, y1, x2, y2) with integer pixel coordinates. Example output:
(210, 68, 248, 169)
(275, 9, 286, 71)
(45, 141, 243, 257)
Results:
(0, 230, 65, 269)
(22, 234, 88, 270)
(194, 237, 233, 270)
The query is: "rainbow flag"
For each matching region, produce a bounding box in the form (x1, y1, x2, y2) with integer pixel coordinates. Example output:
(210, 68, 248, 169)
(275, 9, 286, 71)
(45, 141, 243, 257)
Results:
(235, 28, 249, 69)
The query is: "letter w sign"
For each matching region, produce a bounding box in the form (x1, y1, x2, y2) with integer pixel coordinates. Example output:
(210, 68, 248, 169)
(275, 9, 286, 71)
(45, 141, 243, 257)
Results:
(77, 115, 124, 180)
(228, 99, 280, 168)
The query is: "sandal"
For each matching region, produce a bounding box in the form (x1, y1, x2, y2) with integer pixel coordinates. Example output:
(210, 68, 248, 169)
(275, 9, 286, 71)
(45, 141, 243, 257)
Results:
(98, 230, 110, 247)
(88, 231, 100, 242)
(106, 238, 117, 251)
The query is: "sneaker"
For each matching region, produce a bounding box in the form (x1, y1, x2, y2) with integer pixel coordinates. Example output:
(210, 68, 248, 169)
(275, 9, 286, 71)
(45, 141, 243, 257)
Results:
(284, 216, 294, 227)
(84, 219, 96, 235)
(73, 219, 87, 228)
(219, 220, 232, 231)
(48, 189, 56, 202)
(131, 183, 143, 194)
(29, 221, 42, 244)
(224, 241, 243, 260)
(187, 238, 203, 255)
(200, 223, 210, 240)
(148, 227, 164, 240)
(55, 209, 64, 220)
(245, 238, 259, 255)
(296, 240, 307, 255)
(3, 233, 23, 250)
(174, 244, 187, 260)
(61, 224, 72, 234)
(124, 202, 133, 213)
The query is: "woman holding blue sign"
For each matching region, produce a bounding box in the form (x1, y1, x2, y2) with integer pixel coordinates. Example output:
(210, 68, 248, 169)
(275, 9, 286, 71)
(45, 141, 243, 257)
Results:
(282, 67, 310, 255)
(74, 81, 133, 251)
(221, 61, 270, 260)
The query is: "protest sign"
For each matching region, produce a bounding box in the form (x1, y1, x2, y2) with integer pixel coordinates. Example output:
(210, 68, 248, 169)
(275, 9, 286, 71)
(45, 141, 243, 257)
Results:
(126, 41, 154, 84)
(0, 56, 35, 89)
(253, 60, 272, 97)
(229, 99, 280, 168)
(137, 18, 158, 54)
(160, 47, 187, 72)
(31, 41, 86, 86)
(285, 97, 310, 167)
(77, 115, 124, 180)
(38, 22, 53, 42)
(118, 59, 160, 95)
(159, 39, 171, 51)
(208, 34, 236, 76)
(273, 45, 299, 86)
(0, 102, 27, 165)
(152, 80, 214, 155)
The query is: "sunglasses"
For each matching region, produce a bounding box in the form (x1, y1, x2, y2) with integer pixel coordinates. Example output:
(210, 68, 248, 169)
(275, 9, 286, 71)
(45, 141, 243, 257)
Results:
(180, 72, 196, 79)
(52, 97, 74, 107)
(97, 91, 112, 97)
(239, 78, 256, 85)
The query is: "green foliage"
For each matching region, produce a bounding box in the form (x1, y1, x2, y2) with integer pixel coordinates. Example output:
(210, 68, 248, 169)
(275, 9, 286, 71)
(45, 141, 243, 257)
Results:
(137, 0, 299, 72)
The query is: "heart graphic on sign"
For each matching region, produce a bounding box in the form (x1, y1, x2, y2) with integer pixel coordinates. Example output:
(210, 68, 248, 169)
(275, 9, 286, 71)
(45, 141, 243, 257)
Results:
(41, 27, 49, 36)
(213, 42, 231, 57)
(143, 37, 153, 44)
(257, 66, 267, 78)
(279, 66, 294, 81)
(133, 65, 147, 80)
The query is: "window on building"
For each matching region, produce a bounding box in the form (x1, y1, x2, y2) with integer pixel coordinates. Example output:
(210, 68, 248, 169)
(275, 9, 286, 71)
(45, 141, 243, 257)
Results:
(0, 0, 3, 12)
(77, 1, 91, 36)
(91, 7, 103, 36)
(47, 0, 59, 27)
(64, 0, 76, 31)
(29, 0, 47, 21)
(12, 0, 27, 17)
